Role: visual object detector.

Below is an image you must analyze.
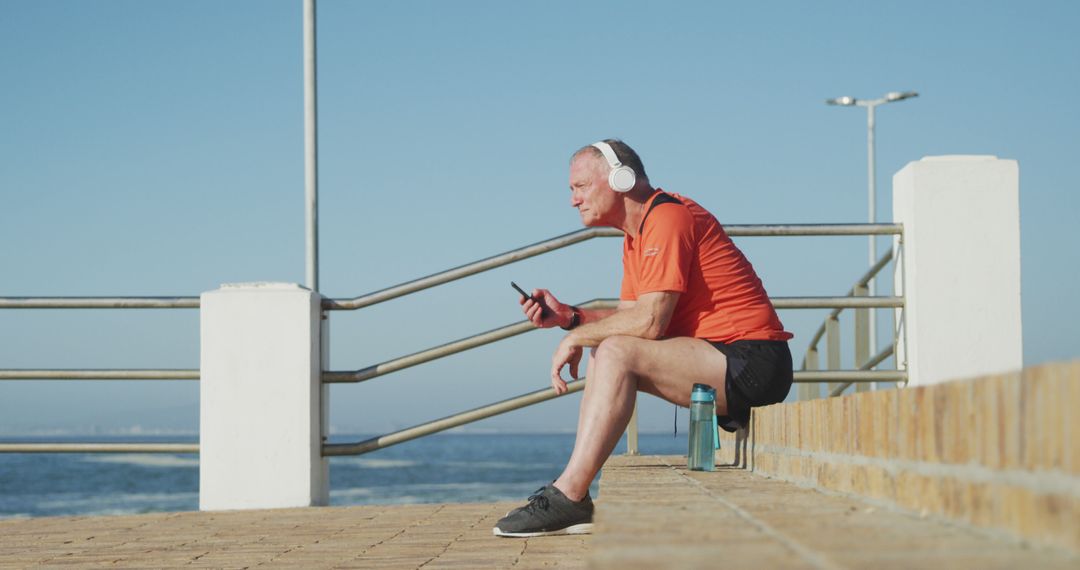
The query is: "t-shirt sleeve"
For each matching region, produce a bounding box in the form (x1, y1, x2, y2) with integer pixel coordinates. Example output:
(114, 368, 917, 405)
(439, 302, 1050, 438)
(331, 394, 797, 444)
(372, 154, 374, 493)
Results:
(635, 204, 694, 295)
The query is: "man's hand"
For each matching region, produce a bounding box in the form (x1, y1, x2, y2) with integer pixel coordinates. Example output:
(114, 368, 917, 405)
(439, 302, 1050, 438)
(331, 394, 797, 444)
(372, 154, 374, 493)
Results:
(549, 336, 582, 395)
(521, 288, 572, 329)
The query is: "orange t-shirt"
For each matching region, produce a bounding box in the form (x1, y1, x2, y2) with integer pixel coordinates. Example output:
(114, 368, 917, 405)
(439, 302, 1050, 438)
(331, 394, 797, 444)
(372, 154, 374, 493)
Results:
(620, 190, 792, 343)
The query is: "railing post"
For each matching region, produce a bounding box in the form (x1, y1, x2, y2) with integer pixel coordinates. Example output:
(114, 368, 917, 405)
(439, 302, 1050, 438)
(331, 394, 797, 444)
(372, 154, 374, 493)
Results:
(892, 246, 905, 387)
(853, 284, 870, 392)
(892, 156, 1022, 386)
(826, 316, 841, 396)
(626, 401, 639, 455)
(200, 283, 328, 510)
(800, 348, 819, 400)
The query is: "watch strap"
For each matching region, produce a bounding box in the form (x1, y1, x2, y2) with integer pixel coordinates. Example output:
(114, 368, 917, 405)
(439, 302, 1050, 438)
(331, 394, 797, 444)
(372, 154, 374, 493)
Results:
(560, 306, 582, 330)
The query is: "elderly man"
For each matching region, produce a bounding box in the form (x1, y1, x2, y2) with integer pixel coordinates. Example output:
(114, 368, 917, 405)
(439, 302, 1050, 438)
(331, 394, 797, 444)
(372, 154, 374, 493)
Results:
(493, 140, 793, 538)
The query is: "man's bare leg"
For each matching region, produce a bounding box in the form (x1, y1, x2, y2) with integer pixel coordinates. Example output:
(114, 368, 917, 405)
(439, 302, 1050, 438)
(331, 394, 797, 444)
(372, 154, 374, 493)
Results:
(553, 335, 729, 501)
(554, 343, 637, 501)
(564, 352, 597, 472)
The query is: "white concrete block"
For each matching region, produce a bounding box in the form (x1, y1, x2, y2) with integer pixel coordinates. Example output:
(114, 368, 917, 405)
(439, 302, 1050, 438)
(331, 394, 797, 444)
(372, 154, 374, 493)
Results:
(893, 156, 1023, 386)
(199, 282, 328, 510)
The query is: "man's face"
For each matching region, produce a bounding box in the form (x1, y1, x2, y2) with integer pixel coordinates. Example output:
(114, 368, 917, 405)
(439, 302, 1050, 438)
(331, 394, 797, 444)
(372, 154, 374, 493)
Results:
(569, 153, 616, 227)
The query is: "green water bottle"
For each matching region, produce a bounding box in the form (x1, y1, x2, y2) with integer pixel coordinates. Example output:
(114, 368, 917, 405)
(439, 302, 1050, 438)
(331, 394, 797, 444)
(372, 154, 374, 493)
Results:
(687, 383, 719, 471)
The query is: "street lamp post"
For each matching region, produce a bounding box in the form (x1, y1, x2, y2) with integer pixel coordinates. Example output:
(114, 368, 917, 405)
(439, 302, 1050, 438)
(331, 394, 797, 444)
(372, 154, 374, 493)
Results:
(825, 91, 918, 374)
(303, 0, 319, 292)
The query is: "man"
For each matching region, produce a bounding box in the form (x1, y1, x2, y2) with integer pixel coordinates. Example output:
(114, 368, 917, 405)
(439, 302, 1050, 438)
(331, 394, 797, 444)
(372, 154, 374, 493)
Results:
(492, 139, 793, 538)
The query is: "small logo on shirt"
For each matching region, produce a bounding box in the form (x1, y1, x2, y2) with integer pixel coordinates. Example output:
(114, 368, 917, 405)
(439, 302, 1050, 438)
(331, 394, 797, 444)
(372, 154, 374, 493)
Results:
(643, 247, 662, 257)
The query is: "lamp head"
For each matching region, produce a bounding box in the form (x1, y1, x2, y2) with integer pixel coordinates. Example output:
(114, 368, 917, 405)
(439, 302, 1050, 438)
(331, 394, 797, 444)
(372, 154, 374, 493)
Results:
(826, 96, 857, 106)
(885, 91, 918, 102)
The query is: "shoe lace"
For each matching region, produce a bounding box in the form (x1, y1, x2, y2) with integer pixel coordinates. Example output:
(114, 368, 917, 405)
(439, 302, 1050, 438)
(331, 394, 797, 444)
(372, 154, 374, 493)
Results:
(525, 487, 550, 512)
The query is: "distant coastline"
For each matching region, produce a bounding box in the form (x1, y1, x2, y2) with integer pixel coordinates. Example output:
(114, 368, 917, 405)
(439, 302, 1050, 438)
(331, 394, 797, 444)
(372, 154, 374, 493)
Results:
(0, 427, 686, 437)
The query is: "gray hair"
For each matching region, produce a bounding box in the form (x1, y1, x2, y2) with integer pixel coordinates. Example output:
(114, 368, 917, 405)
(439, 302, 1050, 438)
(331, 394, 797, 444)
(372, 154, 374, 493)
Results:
(572, 139, 649, 183)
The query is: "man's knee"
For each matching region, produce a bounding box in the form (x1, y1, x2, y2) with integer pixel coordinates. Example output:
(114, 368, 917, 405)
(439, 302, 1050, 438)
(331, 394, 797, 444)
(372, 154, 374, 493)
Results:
(594, 335, 638, 371)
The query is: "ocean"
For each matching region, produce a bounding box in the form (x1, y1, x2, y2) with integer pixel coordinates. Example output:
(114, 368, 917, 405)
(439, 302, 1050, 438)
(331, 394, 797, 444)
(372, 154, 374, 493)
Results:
(0, 432, 688, 519)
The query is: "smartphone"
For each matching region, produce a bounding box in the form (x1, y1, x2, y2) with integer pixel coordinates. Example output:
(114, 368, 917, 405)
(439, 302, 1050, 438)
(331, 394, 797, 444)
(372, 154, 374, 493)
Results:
(510, 281, 531, 301)
(511, 281, 548, 317)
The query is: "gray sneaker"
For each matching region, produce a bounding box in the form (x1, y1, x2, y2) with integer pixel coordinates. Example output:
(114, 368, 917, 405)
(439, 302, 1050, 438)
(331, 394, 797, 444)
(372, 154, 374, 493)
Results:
(492, 484, 594, 538)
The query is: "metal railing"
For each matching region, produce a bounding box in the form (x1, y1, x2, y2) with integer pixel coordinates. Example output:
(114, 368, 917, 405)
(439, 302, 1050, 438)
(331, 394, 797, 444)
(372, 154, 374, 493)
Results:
(800, 241, 907, 399)
(0, 295, 200, 452)
(320, 296, 903, 385)
(323, 299, 619, 384)
(324, 379, 588, 456)
(320, 224, 902, 311)
(0, 296, 199, 382)
(828, 344, 897, 397)
(0, 297, 199, 309)
(0, 370, 199, 380)
(322, 223, 904, 456)
(0, 222, 905, 456)
(0, 442, 198, 453)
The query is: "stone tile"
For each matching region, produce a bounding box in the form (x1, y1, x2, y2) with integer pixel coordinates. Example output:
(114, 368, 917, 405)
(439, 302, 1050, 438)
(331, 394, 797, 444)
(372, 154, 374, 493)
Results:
(0, 500, 587, 568)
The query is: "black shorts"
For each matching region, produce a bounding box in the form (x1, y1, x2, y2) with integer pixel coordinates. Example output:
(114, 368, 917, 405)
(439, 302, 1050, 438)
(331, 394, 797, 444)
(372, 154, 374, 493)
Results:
(708, 340, 793, 432)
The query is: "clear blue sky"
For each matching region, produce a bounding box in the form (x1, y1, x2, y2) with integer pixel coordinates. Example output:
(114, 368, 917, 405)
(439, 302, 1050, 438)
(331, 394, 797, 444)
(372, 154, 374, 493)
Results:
(2, 0, 1077, 434)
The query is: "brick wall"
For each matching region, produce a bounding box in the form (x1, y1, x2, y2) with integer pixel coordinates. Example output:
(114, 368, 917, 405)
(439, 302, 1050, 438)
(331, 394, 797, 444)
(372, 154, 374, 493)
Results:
(717, 361, 1080, 554)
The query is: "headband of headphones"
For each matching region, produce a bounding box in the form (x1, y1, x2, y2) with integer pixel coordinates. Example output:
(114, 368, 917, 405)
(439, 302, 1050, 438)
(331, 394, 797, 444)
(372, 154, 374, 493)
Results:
(591, 141, 637, 192)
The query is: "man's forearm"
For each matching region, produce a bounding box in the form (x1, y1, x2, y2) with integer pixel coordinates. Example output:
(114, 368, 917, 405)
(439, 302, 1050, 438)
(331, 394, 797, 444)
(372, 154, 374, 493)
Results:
(577, 307, 616, 328)
(564, 306, 657, 348)
(561, 293, 677, 347)
(551, 305, 615, 330)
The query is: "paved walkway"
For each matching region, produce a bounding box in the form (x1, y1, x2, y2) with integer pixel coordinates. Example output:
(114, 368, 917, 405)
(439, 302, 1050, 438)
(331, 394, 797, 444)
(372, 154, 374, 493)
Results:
(593, 455, 1077, 569)
(0, 502, 586, 568)
(1, 455, 1075, 568)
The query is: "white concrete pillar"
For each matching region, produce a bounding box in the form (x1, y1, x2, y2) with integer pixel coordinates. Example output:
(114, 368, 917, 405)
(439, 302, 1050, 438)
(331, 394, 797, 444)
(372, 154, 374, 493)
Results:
(199, 283, 328, 510)
(892, 156, 1022, 386)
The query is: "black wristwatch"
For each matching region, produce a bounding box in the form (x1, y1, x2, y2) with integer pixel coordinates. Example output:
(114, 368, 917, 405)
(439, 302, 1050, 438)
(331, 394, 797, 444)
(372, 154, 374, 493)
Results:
(560, 306, 582, 331)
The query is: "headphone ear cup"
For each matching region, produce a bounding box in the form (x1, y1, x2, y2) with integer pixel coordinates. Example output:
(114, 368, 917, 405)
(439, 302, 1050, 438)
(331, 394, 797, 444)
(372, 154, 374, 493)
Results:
(609, 165, 636, 192)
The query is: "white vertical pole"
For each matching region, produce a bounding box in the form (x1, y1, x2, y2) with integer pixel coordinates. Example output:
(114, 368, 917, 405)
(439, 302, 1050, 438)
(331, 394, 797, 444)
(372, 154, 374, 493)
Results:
(303, 0, 319, 291)
(866, 104, 877, 389)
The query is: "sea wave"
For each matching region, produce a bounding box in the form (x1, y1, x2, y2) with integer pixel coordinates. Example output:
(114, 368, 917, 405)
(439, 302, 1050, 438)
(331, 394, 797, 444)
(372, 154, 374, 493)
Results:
(330, 458, 559, 471)
(330, 487, 374, 499)
(82, 454, 199, 469)
(37, 491, 198, 512)
(330, 458, 420, 469)
(440, 460, 561, 471)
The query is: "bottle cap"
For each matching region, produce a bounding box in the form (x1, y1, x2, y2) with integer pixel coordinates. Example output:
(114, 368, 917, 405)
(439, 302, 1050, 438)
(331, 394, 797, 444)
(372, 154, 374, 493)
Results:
(690, 383, 716, 403)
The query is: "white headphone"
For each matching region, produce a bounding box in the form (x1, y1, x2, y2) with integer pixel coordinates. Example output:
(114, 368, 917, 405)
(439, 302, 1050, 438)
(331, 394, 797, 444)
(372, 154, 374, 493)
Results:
(591, 141, 637, 192)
